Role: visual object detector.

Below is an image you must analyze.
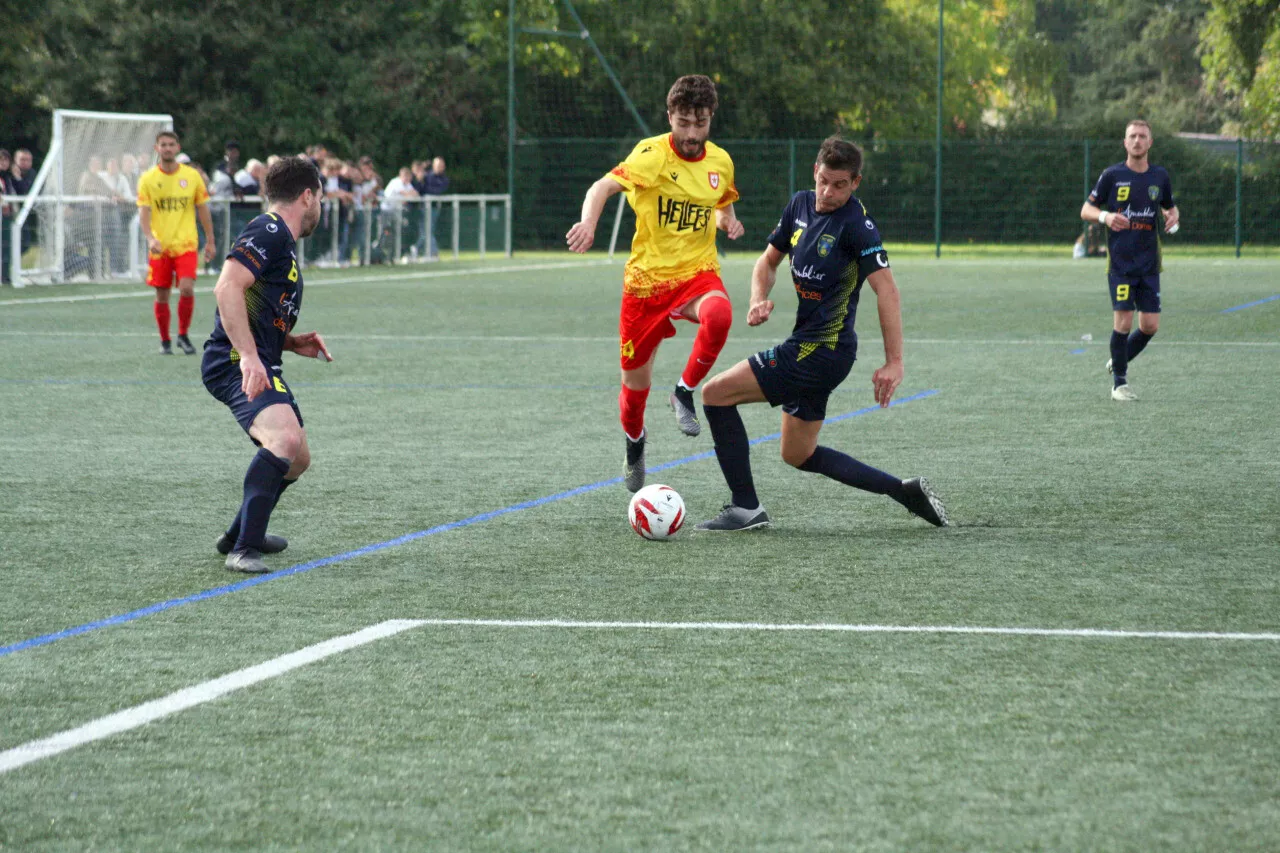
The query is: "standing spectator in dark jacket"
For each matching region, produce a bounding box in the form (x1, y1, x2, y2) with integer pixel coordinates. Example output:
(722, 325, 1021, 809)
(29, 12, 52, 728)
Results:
(0, 149, 15, 283)
(10, 149, 35, 195)
(422, 156, 449, 258)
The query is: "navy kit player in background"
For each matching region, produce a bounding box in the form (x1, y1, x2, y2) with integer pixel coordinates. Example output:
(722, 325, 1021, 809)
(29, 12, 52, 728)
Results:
(694, 137, 946, 531)
(202, 157, 332, 573)
(1081, 119, 1179, 401)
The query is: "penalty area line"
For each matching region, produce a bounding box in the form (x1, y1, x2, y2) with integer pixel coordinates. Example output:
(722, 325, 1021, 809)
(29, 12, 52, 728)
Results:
(0, 391, 938, 659)
(0, 619, 426, 775)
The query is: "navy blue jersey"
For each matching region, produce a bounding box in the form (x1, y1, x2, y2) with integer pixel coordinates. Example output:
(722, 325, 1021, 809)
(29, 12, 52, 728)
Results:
(766, 191, 889, 350)
(205, 212, 302, 367)
(1087, 163, 1175, 277)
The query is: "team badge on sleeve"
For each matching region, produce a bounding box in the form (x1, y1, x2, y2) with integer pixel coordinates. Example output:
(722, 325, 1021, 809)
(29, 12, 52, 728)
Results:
(708, 172, 720, 189)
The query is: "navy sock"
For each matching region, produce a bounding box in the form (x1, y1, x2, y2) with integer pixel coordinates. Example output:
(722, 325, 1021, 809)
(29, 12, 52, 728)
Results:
(703, 404, 759, 510)
(233, 449, 290, 551)
(1126, 329, 1154, 362)
(1110, 330, 1129, 387)
(225, 476, 295, 542)
(798, 446, 907, 504)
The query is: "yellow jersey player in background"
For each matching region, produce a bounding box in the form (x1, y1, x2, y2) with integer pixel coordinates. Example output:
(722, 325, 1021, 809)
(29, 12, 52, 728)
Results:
(567, 74, 744, 492)
(137, 130, 216, 355)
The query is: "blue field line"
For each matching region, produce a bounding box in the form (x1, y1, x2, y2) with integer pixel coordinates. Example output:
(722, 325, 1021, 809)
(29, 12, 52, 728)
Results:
(1069, 348, 1086, 355)
(0, 389, 939, 658)
(1221, 294, 1280, 314)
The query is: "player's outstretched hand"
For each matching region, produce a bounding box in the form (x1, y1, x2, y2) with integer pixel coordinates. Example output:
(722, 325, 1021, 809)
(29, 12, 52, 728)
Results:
(747, 300, 773, 326)
(289, 331, 332, 362)
(1108, 212, 1130, 231)
(240, 358, 270, 401)
(871, 360, 903, 408)
(566, 221, 596, 254)
(720, 216, 745, 241)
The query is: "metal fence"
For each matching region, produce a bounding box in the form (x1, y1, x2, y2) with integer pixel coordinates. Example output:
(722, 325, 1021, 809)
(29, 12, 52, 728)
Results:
(2, 194, 512, 287)
(513, 138, 1280, 255)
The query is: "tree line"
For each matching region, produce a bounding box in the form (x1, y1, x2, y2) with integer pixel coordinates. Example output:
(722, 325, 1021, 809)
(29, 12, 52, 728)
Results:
(1, 0, 1275, 192)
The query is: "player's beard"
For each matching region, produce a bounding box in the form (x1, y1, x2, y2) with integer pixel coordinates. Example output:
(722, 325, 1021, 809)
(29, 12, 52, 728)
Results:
(300, 208, 320, 238)
(679, 138, 705, 158)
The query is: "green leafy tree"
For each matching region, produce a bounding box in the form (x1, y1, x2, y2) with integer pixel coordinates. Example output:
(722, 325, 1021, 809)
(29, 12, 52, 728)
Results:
(1200, 0, 1280, 138)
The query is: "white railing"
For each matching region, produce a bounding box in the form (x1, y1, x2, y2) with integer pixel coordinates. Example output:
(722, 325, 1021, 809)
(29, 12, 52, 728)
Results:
(3, 192, 512, 286)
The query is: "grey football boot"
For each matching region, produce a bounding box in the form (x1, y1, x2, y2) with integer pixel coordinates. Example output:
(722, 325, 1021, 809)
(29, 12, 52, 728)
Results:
(624, 432, 646, 493)
(900, 477, 948, 527)
(669, 385, 701, 436)
(695, 504, 772, 531)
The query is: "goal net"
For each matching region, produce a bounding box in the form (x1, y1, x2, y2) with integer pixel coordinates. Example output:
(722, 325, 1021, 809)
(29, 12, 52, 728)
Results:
(9, 109, 173, 286)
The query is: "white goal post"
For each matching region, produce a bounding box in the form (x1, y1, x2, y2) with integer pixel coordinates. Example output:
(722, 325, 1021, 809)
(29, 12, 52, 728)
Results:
(7, 109, 173, 287)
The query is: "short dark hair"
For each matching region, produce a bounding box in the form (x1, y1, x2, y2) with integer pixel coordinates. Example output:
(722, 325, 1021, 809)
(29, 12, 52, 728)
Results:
(156, 130, 179, 144)
(666, 74, 718, 116)
(264, 156, 322, 204)
(815, 136, 863, 178)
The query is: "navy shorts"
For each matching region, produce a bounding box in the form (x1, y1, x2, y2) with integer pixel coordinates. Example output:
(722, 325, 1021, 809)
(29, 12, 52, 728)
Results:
(1108, 273, 1161, 313)
(748, 339, 855, 422)
(202, 347, 303, 439)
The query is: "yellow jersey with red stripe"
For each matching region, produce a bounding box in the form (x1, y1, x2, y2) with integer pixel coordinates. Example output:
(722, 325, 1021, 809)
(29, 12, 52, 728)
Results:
(136, 164, 209, 255)
(608, 133, 739, 298)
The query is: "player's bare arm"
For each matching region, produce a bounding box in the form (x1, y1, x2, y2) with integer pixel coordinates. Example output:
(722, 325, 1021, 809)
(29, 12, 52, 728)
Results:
(138, 206, 162, 254)
(212, 257, 269, 400)
(1081, 200, 1130, 232)
(566, 176, 624, 253)
(285, 331, 332, 362)
(197, 202, 217, 262)
(1163, 205, 1180, 232)
(716, 203, 745, 240)
(866, 267, 904, 408)
(748, 244, 785, 326)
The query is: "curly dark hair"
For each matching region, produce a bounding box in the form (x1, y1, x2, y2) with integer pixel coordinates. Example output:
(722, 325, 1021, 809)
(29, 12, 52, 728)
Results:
(265, 156, 323, 204)
(816, 136, 863, 178)
(666, 75, 718, 116)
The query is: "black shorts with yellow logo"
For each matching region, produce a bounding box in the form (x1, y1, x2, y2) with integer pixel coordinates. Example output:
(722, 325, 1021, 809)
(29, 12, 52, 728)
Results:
(201, 343, 303, 439)
(748, 338, 856, 422)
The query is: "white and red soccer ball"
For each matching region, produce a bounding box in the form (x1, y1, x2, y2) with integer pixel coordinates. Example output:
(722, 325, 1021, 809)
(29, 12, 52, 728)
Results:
(628, 484, 686, 541)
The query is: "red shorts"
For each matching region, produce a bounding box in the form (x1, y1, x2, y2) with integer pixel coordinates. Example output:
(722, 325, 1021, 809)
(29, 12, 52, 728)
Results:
(146, 251, 199, 288)
(618, 270, 728, 370)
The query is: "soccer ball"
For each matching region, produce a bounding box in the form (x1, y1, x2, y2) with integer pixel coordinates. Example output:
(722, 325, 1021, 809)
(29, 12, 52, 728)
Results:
(628, 484, 686, 541)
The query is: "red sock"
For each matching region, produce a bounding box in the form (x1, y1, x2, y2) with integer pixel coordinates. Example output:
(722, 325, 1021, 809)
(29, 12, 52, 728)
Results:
(177, 294, 195, 336)
(154, 300, 171, 342)
(680, 296, 733, 389)
(618, 385, 649, 441)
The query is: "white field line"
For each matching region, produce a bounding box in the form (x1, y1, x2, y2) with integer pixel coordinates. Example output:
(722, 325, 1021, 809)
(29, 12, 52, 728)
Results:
(0, 259, 613, 307)
(4, 615, 1275, 775)
(0, 619, 425, 775)
(413, 617, 1280, 641)
(0, 329, 1276, 348)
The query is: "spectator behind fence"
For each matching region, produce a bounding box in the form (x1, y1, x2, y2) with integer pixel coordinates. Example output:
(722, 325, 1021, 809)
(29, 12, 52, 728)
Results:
(0, 149, 14, 284)
(353, 157, 381, 264)
(380, 166, 419, 262)
(11, 149, 34, 195)
(322, 157, 354, 264)
(234, 158, 266, 196)
(217, 142, 243, 199)
(422, 156, 449, 258)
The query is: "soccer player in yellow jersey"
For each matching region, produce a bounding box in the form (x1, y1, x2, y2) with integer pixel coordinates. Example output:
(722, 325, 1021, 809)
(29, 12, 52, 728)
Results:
(567, 74, 744, 492)
(137, 131, 216, 355)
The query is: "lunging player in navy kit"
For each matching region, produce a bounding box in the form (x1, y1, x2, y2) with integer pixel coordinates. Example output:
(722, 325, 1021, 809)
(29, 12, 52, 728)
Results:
(694, 137, 947, 531)
(202, 156, 331, 573)
(1081, 119, 1179, 401)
